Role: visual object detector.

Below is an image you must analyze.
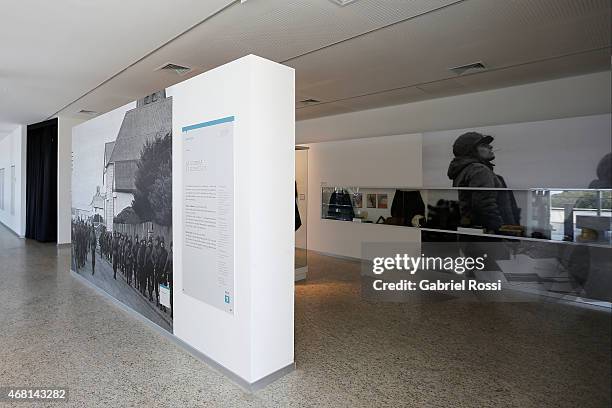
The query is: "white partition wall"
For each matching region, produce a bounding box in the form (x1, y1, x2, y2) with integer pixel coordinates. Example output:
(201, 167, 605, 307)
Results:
(57, 116, 84, 244)
(0, 125, 26, 236)
(169, 55, 295, 384)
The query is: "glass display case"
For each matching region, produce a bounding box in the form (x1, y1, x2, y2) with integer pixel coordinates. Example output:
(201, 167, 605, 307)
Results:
(295, 147, 308, 281)
(322, 184, 611, 305)
(321, 185, 611, 246)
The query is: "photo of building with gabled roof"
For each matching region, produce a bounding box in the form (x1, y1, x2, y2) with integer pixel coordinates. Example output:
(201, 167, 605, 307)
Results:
(103, 91, 171, 231)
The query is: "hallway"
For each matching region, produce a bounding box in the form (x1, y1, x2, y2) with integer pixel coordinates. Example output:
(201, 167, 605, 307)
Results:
(0, 224, 610, 407)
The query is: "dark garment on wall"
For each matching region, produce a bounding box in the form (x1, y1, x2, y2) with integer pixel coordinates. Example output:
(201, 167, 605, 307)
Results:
(295, 182, 302, 231)
(26, 119, 58, 242)
(327, 190, 355, 221)
(447, 157, 520, 232)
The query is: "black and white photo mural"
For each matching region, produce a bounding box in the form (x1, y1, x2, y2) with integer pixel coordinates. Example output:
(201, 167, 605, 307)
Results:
(71, 91, 173, 331)
(420, 113, 611, 304)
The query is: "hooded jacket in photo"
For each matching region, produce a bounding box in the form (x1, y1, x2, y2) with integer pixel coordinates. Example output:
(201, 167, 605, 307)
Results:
(447, 156, 520, 232)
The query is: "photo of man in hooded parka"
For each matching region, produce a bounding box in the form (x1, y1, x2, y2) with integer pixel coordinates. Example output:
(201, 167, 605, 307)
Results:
(447, 131, 521, 233)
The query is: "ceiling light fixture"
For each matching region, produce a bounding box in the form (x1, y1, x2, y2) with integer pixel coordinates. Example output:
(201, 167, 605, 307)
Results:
(329, 0, 359, 6)
(78, 109, 97, 115)
(449, 61, 487, 75)
(299, 98, 321, 104)
(156, 62, 192, 76)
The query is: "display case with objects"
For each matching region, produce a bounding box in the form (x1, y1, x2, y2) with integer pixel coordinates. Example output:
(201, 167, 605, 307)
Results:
(321, 185, 611, 246)
(322, 184, 611, 305)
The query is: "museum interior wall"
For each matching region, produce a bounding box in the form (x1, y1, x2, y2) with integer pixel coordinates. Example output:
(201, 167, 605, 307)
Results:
(304, 133, 423, 259)
(57, 116, 84, 244)
(170, 55, 295, 384)
(0, 125, 27, 236)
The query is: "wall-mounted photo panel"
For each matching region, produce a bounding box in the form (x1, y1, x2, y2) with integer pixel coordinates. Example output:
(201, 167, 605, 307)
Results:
(71, 91, 173, 332)
(367, 193, 377, 208)
(377, 194, 388, 209)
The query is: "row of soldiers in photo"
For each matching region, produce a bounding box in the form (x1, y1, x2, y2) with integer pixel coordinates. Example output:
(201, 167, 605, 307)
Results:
(72, 219, 97, 273)
(98, 229, 173, 317)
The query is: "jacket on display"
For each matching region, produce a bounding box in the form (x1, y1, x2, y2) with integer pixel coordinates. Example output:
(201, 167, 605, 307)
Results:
(327, 190, 355, 221)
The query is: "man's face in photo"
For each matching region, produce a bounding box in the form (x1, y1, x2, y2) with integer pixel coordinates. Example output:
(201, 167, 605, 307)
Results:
(476, 143, 495, 161)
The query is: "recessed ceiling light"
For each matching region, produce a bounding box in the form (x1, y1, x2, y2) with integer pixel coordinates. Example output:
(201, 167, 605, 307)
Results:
(449, 61, 487, 75)
(329, 0, 359, 6)
(156, 62, 192, 76)
(299, 98, 321, 104)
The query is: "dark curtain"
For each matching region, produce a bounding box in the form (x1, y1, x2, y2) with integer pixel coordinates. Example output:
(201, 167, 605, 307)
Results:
(26, 118, 58, 242)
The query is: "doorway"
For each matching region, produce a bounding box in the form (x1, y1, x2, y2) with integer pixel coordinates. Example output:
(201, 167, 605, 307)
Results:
(26, 118, 58, 242)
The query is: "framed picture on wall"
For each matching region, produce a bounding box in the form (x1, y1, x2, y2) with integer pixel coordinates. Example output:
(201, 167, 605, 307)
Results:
(353, 192, 363, 208)
(377, 194, 388, 209)
(367, 193, 377, 208)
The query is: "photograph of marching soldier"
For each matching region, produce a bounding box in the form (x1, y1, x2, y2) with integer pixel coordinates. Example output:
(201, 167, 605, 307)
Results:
(71, 90, 173, 332)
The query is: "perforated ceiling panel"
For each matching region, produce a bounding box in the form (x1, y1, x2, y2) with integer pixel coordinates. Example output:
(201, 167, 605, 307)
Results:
(290, 0, 611, 103)
(57, 0, 610, 125)
(296, 48, 610, 120)
(55, 0, 463, 117)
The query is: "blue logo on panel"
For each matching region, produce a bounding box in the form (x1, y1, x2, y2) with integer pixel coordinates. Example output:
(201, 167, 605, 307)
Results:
(224, 295, 230, 304)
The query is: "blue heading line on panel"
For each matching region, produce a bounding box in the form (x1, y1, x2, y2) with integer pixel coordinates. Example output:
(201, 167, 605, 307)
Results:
(182, 116, 235, 132)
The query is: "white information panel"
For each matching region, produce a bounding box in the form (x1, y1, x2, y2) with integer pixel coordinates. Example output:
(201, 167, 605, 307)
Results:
(182, 116, 234, 314)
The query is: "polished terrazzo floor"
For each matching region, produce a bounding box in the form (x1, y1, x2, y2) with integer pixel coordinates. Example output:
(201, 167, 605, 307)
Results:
(0, 224, 610, 407)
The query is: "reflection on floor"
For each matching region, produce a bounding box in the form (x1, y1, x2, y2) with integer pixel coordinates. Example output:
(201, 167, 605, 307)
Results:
(295, 247, 307, 269)
(0, 224, 610, 407)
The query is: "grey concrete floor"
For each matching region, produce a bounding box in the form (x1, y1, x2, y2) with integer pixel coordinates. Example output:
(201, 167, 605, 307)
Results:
(0, 224, 610, 407)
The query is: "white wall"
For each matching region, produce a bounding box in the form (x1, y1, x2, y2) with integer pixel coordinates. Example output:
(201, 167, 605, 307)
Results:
(0, 126, 27, 236)
(57, 116, 84, 244)
(297, 71, 611, 144)
(170, 55, 294, 384)
(305, 134, 422, 259)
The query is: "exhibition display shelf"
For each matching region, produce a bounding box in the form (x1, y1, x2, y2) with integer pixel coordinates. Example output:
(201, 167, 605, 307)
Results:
(321, 185, 612, 248)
